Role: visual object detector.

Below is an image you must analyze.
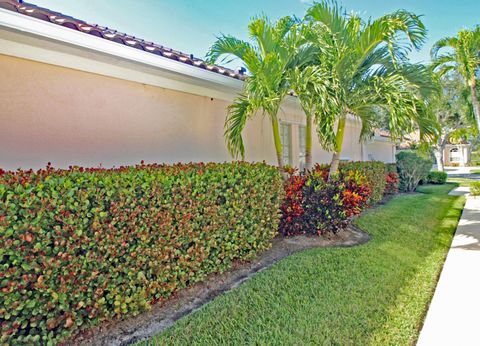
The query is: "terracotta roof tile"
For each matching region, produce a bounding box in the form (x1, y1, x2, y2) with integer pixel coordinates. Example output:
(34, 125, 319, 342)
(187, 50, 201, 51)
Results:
(0, 0, 247, 80)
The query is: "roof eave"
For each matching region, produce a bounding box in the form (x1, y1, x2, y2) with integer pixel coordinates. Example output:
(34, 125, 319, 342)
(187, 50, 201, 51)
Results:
(0, 8, 245, 97)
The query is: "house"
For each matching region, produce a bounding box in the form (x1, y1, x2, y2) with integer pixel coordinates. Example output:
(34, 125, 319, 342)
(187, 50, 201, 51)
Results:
(0, 0, 396, 170)
(444, 143, 471, 167)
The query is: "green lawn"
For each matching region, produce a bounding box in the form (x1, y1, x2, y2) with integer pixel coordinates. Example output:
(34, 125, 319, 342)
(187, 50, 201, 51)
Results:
(140, 184, 464, 345)
(448, 177, 477, 187)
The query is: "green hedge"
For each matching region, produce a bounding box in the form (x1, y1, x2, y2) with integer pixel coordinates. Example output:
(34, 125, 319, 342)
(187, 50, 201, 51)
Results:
(0, 162, 283, 344)
(340, 161, 387, 204)
(427, 171, 448, 184)
(396, 151, 432, 192)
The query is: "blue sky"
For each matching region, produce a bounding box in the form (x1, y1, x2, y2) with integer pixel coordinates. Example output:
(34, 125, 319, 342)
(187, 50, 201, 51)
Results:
(32, 0, 479, 70)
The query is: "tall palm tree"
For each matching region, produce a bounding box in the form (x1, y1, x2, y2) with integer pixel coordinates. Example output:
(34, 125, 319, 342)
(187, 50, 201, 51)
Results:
(431, 27, 480, 131)
(287, 64, 335, 171)
(304, 1, 438, 177)
(206, 16, 308, 171)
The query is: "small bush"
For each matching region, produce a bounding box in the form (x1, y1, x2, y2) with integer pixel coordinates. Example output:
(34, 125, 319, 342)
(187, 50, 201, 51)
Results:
(470, 181, 480, 197)
(385, 171, 400, 194)
(279, 170, 307, 236)
(302, 172, 348, 235)
(340, 161, 387, 204)
(279, 161, 387, 236)
(341, 169, 372, 216)
(396, 151, 432, 192)
(427, 171, 448, 184)
(0, 162, 283, 344)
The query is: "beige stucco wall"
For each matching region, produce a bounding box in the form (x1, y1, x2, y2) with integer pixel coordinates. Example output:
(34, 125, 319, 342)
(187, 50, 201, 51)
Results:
(0, 54, 389, 170)
(365, 141, 396, 163)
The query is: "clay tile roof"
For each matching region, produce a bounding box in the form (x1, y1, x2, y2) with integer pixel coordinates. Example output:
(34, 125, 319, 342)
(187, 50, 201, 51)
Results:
(376, 129, 391, 138)
(0, 0, 247, 81)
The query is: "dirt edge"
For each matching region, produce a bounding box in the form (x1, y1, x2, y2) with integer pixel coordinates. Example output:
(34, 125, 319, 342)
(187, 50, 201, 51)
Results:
(66, 225, 369, 346)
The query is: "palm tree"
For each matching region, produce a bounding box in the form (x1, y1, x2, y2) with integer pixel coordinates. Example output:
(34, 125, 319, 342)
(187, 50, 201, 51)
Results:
(431, 27, 480, 131)
(206, 16, 308, 171)
(304, 1, 438, 177)
(288, 64, 335, 171)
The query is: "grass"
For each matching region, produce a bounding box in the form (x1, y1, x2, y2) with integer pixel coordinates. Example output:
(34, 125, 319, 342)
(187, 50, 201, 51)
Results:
(140, 184, 464, 345)
(470, 170, 480, 175)
(448, 177, 477, 187)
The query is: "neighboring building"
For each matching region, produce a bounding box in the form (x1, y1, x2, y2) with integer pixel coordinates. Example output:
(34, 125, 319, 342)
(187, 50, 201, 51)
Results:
(0, 0, 395, 170)
(444, 143, 471, 167)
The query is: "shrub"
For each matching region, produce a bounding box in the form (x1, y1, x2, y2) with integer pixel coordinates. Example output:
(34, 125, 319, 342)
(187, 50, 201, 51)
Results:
(279, 170, 307, 236)
(396, 151, 432, 192)
(470, 181, 480, 197)
(427, 171, 448, 184)
(0, 162, 283, 344)
(339, 161, 387, 204)
(341, 170, 372, 216)
(302, 172, 348, 235)
(385, 172, 400, 195)
(279, 162, 384, 235)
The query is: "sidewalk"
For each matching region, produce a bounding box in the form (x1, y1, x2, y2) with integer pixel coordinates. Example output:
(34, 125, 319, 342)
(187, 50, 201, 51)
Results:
(417, 189, 480, 346)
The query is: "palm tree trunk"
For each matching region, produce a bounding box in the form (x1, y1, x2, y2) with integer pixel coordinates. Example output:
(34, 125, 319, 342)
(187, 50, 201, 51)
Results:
(271, 116, 285, 174)
(470, 79, 480, 131)
(305, 115, 313, 171)
(328, 116, 346, 180)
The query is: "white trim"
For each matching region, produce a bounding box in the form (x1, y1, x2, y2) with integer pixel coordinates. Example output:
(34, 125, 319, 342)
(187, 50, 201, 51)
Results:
(0, 36, 241, 101)
(0, 8, 305, 112)
(372, 135, 392, 143)
(0, 8, 241, 89)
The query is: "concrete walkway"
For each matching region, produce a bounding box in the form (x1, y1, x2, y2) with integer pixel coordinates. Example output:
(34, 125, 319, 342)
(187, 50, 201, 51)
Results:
(417, 189, 480, 346)
(444, 166, 480, 180)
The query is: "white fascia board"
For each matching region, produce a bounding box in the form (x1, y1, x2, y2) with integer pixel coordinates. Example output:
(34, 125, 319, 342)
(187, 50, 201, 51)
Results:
(0, 8, 245, 100)
(372, 136, 393, 143)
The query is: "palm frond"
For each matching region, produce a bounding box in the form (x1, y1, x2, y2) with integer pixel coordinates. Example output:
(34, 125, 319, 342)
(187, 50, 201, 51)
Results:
(305, 1, 347, 37)
(431, 36, 457, 59)
(205, 35, 256, 66)
(224, 95, 259, 159)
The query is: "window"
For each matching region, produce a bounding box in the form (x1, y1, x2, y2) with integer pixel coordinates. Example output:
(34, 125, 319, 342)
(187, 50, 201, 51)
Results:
(450, 147, 460, 162)
(280, 123, 292, 166)
(298, 125, 306, 171)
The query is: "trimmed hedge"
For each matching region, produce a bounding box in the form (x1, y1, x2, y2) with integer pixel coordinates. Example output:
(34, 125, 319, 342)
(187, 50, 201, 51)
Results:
(0, 162, 283, 344)
(427, 171, 447, 184)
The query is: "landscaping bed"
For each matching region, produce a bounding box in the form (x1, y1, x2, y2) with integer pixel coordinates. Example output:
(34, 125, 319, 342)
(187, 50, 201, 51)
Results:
(140, 184, 464, 345)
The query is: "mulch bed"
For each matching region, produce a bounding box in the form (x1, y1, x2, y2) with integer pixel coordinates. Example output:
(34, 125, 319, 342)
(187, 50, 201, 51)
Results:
(65, 224, 370, 346)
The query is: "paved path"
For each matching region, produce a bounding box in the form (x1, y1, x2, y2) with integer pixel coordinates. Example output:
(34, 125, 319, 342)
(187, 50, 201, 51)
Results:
(417, 189, 480, 346)
(444, 166, 480, 180)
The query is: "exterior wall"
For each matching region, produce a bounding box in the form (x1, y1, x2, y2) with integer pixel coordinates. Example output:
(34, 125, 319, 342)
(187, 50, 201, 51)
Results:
(0, 54, 392, 170)
(444, 144, 471, 167)
(365, 141, 396, 163)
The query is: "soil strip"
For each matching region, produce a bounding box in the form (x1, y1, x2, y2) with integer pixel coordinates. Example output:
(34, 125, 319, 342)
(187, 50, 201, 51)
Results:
(67, 225, 370, 346)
